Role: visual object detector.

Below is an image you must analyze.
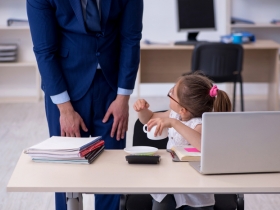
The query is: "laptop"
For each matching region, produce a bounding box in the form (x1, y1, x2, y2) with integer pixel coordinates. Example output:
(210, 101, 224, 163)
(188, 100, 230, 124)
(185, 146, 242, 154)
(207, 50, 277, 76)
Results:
(189, 111, 280, 174)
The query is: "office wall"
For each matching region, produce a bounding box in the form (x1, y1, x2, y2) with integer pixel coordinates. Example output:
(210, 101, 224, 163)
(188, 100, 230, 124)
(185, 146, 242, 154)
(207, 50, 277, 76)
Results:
(141, 0, 228, 43)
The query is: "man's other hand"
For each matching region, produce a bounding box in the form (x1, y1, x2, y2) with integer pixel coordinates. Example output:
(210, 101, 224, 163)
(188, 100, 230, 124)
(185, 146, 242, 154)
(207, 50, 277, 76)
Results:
(102, 95, 129, 140)
(57, 101, 88, 137)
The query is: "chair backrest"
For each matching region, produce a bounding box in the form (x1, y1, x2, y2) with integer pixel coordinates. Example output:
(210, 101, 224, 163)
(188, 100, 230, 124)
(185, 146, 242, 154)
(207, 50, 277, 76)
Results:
(132, 119, 168, 149)
(191, 43, 243, 83)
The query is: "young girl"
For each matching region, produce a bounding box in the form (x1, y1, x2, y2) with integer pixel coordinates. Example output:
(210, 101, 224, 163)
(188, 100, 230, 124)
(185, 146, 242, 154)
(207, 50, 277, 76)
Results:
(133, 72, 232, 210)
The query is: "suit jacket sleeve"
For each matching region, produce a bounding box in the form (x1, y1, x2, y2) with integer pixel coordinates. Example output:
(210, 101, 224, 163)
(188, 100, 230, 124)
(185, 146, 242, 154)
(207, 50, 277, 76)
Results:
(27, 0, 67, 96)
(118, 0, 143, 90)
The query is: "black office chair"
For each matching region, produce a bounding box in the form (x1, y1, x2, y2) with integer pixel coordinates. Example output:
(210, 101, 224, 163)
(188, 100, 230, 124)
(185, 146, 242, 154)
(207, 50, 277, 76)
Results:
(191, 43, 244, 111)
(120, 117, 244, 210)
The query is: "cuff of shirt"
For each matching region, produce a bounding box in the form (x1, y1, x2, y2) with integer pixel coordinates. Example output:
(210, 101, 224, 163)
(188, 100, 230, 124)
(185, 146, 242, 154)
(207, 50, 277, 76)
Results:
(117, 88, 133, 95)
(50, 91, 70, 104)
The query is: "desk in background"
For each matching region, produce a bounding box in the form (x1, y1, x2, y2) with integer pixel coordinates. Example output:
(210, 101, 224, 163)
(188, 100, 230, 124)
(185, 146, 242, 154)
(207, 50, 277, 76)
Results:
(138, 40, 280, 111)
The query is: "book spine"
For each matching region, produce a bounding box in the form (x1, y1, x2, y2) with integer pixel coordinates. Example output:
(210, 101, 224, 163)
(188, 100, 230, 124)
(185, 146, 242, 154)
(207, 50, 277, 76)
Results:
(80, 140, 104, 157)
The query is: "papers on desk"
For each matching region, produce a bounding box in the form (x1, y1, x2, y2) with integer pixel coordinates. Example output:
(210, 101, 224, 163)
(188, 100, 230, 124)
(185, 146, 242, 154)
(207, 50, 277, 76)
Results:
(24, 136, 105, 164)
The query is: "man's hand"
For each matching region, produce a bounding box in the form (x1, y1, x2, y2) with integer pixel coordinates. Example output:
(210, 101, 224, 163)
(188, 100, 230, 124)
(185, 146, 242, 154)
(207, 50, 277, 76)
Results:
(102, 95, 129, 140)
(57, 101, 88, 137)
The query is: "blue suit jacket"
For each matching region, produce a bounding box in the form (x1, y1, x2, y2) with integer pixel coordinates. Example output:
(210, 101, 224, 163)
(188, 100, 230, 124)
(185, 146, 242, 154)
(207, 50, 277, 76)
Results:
(27, 0, 143, 101)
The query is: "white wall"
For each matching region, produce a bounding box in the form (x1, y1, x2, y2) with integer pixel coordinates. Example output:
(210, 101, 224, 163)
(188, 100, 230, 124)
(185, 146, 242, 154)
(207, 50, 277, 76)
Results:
(141, 0, 228, 43)
(0, 0, 27, 25)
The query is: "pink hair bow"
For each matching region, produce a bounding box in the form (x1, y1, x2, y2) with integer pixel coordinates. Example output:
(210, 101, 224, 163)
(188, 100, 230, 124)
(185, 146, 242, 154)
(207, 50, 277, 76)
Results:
(209, 85, 218, 97)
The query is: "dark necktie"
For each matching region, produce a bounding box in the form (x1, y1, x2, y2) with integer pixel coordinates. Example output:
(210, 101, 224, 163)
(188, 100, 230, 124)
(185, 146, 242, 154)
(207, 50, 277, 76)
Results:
(85, 0, 101, 32)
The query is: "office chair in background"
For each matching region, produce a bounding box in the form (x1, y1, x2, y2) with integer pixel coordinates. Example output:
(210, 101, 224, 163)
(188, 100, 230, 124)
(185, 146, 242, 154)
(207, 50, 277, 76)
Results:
(120, 117, 244, 210)
(191, 43, 244, 111)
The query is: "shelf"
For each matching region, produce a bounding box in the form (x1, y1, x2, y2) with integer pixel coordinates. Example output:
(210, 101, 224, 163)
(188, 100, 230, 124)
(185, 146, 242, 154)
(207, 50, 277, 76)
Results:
(0, 25, 29, 30)
(0, 62, 37, 68)
(231, 23, 280, 28)
(0, 95, 40, 103)
(0, 64, 41, 103)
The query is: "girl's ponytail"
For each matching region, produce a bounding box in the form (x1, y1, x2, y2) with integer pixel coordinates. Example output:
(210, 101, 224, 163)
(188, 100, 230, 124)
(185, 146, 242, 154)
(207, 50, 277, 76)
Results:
(213, 89, 232, 112)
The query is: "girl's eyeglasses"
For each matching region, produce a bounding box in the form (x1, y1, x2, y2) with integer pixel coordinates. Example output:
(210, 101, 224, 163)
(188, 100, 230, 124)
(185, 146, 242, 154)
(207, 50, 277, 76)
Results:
(167, 88, 188, 110)
(167, 87, 195, 116)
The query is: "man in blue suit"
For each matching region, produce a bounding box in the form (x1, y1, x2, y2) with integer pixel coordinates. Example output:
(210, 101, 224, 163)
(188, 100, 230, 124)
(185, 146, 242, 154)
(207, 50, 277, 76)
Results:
(27, 0, 143, 209)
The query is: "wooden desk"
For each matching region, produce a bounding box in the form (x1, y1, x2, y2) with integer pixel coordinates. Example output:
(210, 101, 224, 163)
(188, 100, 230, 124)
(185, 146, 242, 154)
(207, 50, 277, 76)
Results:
(139, 40, 280, 110)
(7, 150, 280, 194)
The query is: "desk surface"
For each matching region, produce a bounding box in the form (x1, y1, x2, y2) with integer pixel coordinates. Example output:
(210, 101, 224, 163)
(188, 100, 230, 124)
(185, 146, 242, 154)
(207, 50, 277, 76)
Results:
(7, 150, 280, 194)
(141, 40, 280, 50)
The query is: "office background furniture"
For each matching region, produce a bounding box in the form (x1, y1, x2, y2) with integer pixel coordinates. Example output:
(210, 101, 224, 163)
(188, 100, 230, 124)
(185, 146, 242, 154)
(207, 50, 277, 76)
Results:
(138, 40, 280, 111)
(191, 43, 244, 111)
(0, 1, 41, 103)
(0, 27, 41, 103)
(120, 118, 244, 210)
(230, 0, 280, 45)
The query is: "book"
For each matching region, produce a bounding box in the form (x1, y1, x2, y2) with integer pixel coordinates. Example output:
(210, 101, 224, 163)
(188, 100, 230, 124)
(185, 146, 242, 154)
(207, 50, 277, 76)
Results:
(0, 44, 17, 51)
(231, 17, 255, 24)
(80, 140, 104, 157)
(169, 146, 201, 162)
(31, 144, 105, 164)
(271, 19, 280, 25)
(86, 145, 105, 164)
(24, 136, 104, 164)
(0, 51, 17, 56)
(24, 136, 102, 154)
(0, 56, 16, 62)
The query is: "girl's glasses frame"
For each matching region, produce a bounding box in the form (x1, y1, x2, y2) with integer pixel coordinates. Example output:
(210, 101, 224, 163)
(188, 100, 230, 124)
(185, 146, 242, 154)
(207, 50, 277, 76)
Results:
(167, 88, 188, 110)
(167, 87, 195, 117)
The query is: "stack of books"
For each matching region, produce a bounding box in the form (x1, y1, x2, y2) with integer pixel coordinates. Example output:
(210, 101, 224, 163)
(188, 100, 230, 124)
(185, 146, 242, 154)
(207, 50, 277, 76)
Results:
(0, 44, 17, 62)
(271, 19, 280, 25)
(24, 136, 105, 164)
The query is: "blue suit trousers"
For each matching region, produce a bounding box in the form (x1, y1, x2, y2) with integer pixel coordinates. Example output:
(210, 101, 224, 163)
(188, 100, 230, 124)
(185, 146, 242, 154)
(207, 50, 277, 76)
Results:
(44, 70, 126, 210)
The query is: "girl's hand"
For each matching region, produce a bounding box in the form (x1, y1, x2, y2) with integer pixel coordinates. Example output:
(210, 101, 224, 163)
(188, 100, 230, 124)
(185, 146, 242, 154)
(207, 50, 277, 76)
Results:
(133, 99, 150, 112)
(147, 118, 175, 136)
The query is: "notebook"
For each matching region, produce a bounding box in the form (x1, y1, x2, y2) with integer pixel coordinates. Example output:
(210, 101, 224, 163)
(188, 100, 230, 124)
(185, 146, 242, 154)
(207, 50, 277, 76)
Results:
(189, 111, 280, 174)
(168, 146, 201, 162)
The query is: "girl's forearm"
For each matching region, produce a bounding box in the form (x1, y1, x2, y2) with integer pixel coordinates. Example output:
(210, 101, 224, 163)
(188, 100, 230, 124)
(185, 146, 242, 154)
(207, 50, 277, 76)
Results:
(171, 120, 202, 150)
(138, 109, 154, 124)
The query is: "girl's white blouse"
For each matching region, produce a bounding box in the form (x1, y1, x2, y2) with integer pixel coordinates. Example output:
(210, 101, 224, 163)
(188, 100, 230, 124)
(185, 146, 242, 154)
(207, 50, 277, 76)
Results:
(167, 110, 202, 149)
